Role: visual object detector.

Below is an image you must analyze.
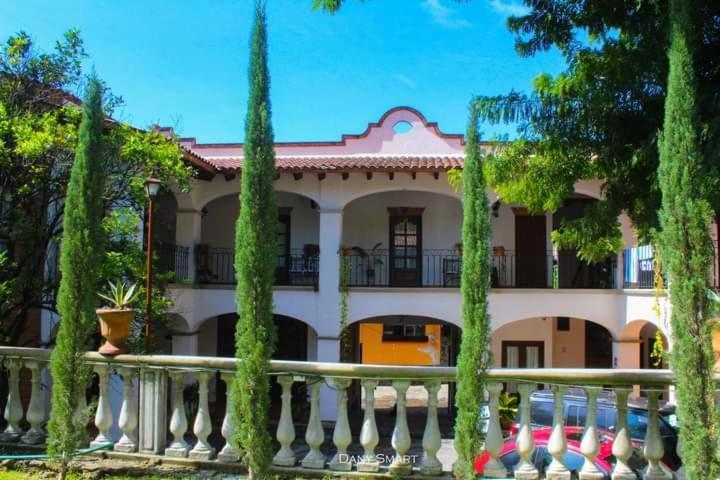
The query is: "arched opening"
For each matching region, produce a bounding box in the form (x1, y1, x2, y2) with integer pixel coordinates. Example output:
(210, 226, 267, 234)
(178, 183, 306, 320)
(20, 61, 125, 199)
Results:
(619, 320, 669, 370)
(152, 190, 183, 279)
(347, 315, 462, 438)
(197, 191, 319, 286)
(342, 190, 463, 287)
(492, 316, 613, 375)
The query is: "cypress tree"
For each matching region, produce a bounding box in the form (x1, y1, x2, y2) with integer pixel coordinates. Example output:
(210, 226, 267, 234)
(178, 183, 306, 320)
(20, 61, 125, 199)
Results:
(231, 2, 277, 478)
(453, 103, 492, 479)
(47, 78, 106, 468)
(658, 0, 718, 478)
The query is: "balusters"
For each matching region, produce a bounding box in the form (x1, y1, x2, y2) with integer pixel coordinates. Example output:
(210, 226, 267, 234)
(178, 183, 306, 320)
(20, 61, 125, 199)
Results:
(329, 378, 352, 471)
(611, 388, 635, 480)
(644, 391, 670, 479)
(547, 385, 570, 479)
(218, 372, 240, 462)
(484, 382, 508, 478)
(579, 386, 604, 479)
(301, 380, 326, 469)
(165, 370, 190, 457)
(357, 380, 380, 473)
(0, 358, 24, 442)
(90, 365, 114, 447)
(420, 380, 442, 476)
(272, 375, 296, 466)
(189, 371, 215, 459)
(515, 383, 539, 479)
(111, 367, 138, 452)
(389, 380, 412, 475)
(20, 360, 45, 445)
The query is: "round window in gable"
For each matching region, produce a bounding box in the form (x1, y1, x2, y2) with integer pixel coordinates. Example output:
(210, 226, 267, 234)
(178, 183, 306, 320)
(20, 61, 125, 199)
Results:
(392, 120, 413, 134)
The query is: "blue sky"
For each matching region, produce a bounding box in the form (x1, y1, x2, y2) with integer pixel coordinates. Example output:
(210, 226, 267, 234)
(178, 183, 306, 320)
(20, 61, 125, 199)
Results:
(0, 0, 566, 143)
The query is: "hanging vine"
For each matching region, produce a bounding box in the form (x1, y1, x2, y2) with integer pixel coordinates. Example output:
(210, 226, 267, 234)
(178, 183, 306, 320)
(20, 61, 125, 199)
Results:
(338, 249, 351, 361)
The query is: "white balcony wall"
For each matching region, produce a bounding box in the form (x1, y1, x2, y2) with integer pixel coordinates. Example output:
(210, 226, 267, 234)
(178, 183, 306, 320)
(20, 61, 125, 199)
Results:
(200, 191, 319, 250)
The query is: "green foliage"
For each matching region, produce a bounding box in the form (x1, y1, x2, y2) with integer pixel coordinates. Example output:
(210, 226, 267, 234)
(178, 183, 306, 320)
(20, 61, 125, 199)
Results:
(97, 281, 141, 309)
(498, 392, 518, 429)
(231, 2, 277, 477)
(0, 30, 191, 348)
(46, 78, 105, 467)
(658, 0, 718, 477)
(99, 208, 176, 354)
(339, 251, 350, 360)
(453, 103, 492, 479)
(473, 0, 720, 259)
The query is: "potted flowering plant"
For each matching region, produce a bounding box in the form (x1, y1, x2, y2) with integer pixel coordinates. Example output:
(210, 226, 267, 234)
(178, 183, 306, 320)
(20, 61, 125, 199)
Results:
(96, 281, 141, 355)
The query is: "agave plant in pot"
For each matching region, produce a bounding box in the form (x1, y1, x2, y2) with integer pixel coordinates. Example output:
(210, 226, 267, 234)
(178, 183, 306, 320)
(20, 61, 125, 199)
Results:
(96, 281, 141, 355)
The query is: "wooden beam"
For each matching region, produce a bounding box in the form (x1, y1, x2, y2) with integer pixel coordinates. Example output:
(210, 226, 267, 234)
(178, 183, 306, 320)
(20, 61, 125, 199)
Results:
(318, 173, 326, 181)
(388, 172, 395, 181)
(433, 172, 440, 180)
(366, 172, 373, 180)
(411, 172, 417, 180)
(293, 172, 303, 181)
(223, 172, 236, 181)
(342, 172, 349, 181)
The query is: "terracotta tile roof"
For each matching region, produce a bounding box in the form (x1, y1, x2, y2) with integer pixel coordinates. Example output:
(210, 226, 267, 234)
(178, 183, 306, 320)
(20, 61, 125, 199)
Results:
(201, 154, 465, 173)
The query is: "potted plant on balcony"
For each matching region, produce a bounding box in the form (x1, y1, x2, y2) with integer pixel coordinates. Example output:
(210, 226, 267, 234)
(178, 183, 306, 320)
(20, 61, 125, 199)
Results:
(351, 242, 384, 283)
(493, 245, 505, 257)
(96, 281, 141, 355)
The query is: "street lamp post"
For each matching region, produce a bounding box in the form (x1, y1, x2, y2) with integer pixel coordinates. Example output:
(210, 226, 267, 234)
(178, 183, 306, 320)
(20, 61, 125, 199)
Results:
(144, 176, 161, 353)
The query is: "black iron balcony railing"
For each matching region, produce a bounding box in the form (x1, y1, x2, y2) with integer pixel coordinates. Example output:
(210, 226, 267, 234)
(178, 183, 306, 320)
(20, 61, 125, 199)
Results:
(157, 243, 190, 282)
(195, 246, 318, 288)
(344, 249, 616, 289)
(623, 242, 720, 289)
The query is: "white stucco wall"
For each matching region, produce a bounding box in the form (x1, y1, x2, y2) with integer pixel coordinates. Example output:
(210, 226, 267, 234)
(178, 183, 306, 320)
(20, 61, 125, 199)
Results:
(200, 191, 319, 250)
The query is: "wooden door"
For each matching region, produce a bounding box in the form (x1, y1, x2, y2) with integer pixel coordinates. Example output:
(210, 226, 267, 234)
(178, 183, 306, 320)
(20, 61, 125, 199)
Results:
(389, 215, 422, 286)
(502, 341, 545, 392)
(515, 215, 547, 287)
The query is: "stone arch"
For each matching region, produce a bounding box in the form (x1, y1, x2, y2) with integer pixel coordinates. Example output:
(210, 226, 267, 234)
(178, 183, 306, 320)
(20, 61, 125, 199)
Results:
(340, 183, 462, 211)
(491, 316, 614, 369)
(618, 319, 669, 370)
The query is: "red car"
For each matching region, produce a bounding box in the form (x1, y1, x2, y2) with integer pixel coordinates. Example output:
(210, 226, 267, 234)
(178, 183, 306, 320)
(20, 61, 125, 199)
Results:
(474, 426, 675, 478)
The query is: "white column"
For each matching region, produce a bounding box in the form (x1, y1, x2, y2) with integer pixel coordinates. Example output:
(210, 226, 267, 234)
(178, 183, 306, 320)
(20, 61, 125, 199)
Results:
(611, 388, 635, 480)
(546, 385, 570, 479)
(328, 378, 352, 471)
(138, 368, 167, 454)
(272, 375, 296, 466)
(317, 209, 344, 422)
(643, 391, 670, 479)
(515, 383, 539, 479)
(189, 372, 215, 459)
(580, 387, 604, 479)
(176, 209, 203, 283)
(301, 380, 326, 469)
(420, 380, 442, 476)
(0, 358, 24, 442)
(357, 379, 380, 472)
(20, 361, 45, 445)
(484, 382, 508, 478)
(218, 372, 240, 462)
(114, 368, 138, 452)
(165, 371, 190, 457)
(91, 365, 114, 447)
(389, 380, 412, 475)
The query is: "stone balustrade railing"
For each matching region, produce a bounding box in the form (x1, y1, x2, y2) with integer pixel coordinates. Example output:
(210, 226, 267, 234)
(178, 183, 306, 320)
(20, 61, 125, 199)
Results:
(0, 346, 716, 478)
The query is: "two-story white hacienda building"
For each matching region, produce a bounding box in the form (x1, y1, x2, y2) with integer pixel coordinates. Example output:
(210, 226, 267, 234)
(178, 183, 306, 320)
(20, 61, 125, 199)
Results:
(152, 106, 708, 388)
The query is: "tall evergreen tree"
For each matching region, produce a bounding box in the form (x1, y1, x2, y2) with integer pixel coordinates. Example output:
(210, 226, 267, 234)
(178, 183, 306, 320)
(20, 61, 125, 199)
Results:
(658, 0, 718, 477)
(231, 2, 277, 478)
(453, 103, 492, 479)
(46, 78, 106, 467)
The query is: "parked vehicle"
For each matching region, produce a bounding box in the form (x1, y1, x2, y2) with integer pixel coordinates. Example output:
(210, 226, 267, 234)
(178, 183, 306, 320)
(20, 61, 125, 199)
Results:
(474, 426, 676, 478)
(511, 389, 681, 470)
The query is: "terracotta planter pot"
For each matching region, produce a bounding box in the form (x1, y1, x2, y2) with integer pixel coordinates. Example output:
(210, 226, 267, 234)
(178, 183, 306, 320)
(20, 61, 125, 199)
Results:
(97, 308, 134, 355)
(493, 246, 506, 257)
(341, 246, 353, 256)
